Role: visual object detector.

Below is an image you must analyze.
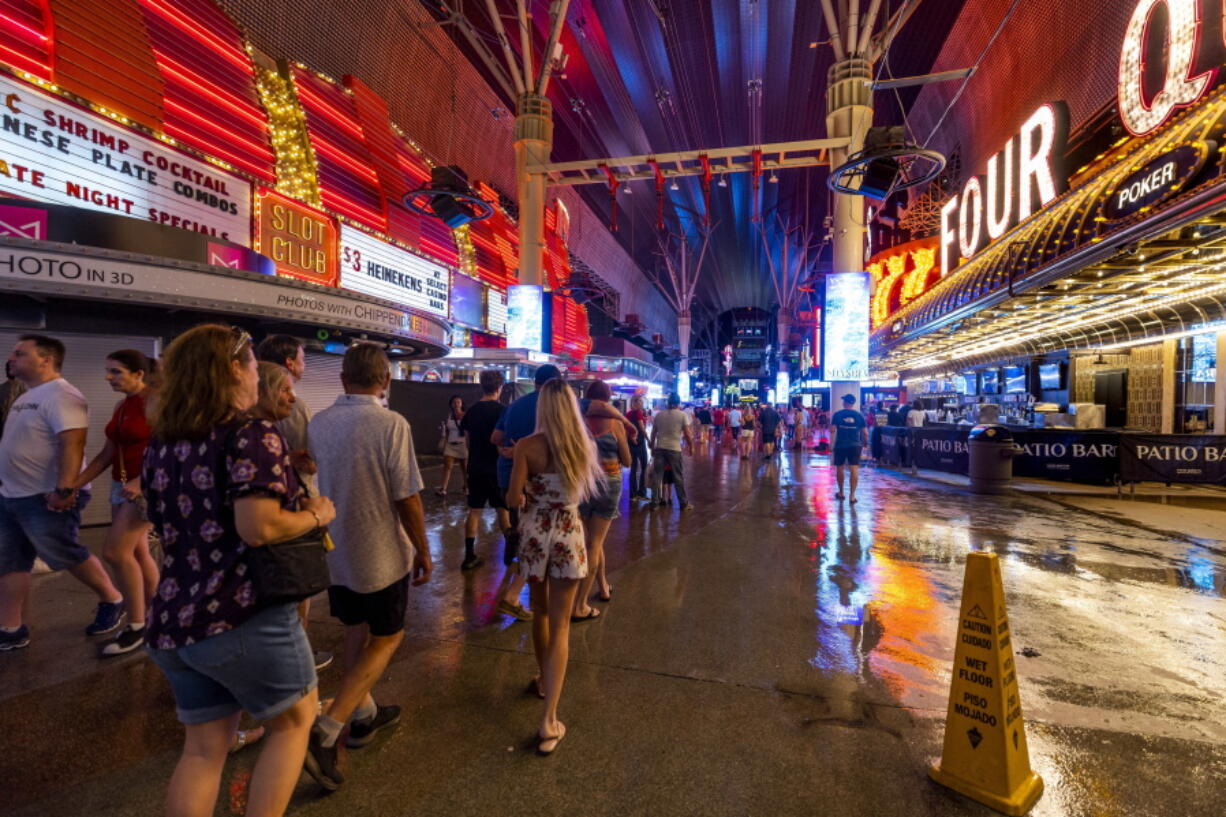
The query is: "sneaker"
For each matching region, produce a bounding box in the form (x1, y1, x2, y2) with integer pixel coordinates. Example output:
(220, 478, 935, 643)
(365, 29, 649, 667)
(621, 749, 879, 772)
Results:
(100, 625, 145, 657)
(460, 555, 484, 571)
(86, 601, 124, 636)
(0, 626, 29, 652)
(304, 727, 344, 791)
(346, 704, 401, 748)
(314, 650, 334, 672)
(497, 599, 534, 621)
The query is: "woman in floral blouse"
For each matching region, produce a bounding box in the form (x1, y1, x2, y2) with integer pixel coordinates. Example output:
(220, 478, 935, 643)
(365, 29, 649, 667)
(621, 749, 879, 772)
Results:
(143, 324, 336, 817)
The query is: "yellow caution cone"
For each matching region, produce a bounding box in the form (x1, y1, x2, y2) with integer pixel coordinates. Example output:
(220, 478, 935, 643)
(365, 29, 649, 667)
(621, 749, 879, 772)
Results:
(929, 551, 1043, 815)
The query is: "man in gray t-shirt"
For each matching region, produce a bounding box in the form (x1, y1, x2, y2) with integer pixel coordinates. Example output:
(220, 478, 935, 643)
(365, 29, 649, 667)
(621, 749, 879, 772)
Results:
(649, 394, 694, 510)
(304, 343, 432, 788)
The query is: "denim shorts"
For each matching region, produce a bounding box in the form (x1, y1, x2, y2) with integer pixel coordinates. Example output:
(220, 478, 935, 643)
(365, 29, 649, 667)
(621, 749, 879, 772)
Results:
(579, 471, 622, 520)
(147, 603, 317, 725)
(0, 490, 92, 573)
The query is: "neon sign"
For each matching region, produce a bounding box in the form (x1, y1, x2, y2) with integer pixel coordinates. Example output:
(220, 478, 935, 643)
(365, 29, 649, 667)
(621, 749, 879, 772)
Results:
(939, 104, 1068, 275)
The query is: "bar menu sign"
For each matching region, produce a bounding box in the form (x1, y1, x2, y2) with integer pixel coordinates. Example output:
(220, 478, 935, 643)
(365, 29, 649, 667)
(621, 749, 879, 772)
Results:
(339, 225, 448, 317)
(0, 75, 251, 244)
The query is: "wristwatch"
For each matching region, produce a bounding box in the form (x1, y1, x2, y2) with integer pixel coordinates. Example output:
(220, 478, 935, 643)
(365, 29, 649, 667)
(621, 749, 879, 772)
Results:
(54, 486, 75, 498)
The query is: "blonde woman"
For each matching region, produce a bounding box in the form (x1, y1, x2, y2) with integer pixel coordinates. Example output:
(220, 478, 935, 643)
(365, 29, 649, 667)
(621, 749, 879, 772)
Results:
(506, 378, 604, 756)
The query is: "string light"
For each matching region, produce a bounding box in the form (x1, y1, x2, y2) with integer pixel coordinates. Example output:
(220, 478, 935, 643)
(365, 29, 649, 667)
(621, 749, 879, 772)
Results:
(255, 66, 322, 206)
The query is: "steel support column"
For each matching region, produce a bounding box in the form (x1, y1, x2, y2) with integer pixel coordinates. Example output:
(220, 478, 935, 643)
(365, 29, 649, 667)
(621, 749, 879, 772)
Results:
(825, 57, 874, 409)
(514, 93, 553, 287)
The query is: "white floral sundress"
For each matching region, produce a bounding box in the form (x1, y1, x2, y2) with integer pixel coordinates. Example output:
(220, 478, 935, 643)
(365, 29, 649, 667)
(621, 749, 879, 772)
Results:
(517, 472, 587, 581)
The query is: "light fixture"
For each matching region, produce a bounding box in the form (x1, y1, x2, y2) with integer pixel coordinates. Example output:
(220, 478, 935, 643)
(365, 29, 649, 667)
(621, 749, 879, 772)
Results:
(769, 172, 779, 184)
(669, 179, 679, 191)
(718, 175, 728, 188)
(622, 182, 632, 194)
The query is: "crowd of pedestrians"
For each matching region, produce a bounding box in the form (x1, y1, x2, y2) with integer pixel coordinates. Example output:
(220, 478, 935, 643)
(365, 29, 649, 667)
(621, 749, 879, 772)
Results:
(0, 327, 879, 816)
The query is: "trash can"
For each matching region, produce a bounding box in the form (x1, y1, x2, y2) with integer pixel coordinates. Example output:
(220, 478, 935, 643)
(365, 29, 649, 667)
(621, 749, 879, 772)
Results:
(968, 424, 1016, 495)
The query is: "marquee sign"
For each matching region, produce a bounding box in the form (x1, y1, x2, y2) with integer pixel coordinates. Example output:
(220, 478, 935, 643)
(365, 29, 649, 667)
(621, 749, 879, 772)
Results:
(339, 225, 449, 318)
(0, 75, 251, 244)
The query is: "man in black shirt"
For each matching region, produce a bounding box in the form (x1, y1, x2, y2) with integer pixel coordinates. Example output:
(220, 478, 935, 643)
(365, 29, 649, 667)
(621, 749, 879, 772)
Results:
(759, 403, 781, 458)
(830, 393, 868, 503)
(460, 370, 531, 620)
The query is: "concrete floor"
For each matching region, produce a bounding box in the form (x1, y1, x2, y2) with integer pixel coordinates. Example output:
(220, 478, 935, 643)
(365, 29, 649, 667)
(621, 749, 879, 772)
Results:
(3, 446, 1224, 816)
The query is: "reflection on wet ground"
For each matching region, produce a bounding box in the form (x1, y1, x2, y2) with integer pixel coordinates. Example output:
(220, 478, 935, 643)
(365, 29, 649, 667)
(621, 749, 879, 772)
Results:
(4, 445, 1225, 816)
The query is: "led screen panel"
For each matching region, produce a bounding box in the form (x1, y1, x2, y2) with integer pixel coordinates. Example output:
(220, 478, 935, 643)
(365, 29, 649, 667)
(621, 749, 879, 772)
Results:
(1004, 366, 1026, 393)
(339, 225, 449, 316)
(982, 370, 1000, 395)
(507, 284, 543, 351)
(1039, 363, 1062, 389)
(821, 273, 870, 381)
(1192, 333, 1217, 383)
(450, 272, 484, 329)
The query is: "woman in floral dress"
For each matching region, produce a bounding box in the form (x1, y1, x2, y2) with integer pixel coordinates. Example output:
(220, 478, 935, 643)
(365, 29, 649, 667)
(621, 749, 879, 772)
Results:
(506, 378, 604, 755)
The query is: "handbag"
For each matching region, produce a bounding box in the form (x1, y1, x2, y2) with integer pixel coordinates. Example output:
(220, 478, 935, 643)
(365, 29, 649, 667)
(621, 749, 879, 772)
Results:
(238, 434, 333, 606)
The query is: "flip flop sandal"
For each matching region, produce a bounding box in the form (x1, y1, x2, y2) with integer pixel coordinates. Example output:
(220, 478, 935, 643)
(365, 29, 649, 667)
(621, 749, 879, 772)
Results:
(537, 722, 566, 756)
(594, 588, 612, 603)
(570, 608, 601, 622)
(528, 676, 546, 699)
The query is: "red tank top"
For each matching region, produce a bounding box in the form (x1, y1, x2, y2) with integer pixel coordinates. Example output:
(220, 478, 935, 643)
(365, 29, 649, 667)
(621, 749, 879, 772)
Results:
(105, 392, 152, 482)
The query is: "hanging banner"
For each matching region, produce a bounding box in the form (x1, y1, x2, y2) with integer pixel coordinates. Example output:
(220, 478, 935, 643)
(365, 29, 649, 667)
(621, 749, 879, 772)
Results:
(0, 75, 251, 244)
(912, 426, 971, 474)
(1012, 430, 1120, 484)
(339, 225, 449, 317)
(1119, 435, 1226, 485)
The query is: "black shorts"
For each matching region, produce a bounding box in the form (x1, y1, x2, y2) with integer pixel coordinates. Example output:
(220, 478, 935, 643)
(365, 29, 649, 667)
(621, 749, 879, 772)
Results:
(327, 575, 410, 637)
(467, 471, 506, 509)
(832, 447, 862, 467)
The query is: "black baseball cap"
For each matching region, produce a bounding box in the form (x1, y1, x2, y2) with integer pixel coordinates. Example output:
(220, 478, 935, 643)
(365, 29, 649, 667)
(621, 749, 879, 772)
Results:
(842, 394, 856, 404)
(534, 364, 562, 386)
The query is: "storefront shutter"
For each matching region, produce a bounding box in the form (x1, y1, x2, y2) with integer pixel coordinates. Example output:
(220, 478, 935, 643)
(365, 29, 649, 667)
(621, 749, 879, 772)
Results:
(293, 352, 345, 419)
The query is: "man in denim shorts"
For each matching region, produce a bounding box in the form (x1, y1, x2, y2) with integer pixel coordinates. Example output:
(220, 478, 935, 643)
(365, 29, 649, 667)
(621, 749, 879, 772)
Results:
(0, 335, 124, 651)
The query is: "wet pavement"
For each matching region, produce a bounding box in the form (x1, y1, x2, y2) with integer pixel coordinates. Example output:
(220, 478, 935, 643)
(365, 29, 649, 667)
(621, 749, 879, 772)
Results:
(3, 445, 1225, 816)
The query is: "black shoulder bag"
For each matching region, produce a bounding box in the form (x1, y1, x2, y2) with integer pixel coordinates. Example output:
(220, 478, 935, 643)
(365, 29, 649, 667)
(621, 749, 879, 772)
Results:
(231, 424, 332, 606)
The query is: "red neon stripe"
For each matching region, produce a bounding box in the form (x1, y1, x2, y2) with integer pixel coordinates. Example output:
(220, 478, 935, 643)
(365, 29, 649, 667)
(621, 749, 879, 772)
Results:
(319, 188, 384, 229)
(138, 0, 250, 73)
(0, 41, 50, 76)
(294, 79, 366, 141)
(163, 98, 273, 162)
(311, 135, 379, 183)
(0, 11, 49, 41)
(154, 56, 266, 129)
(162, 123, 271, 180)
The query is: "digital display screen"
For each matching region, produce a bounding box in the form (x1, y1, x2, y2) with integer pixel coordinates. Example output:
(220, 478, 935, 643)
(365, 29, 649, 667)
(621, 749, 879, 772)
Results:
(738, 378, 759, 392)
(981, 370, 1000, 394)
(1004, 366, 1027, 393)
(507, 285, 543, 351)
(1192, 333, 1217, 383)
(962, 374, 978, 394)
(821, 273, 870, 381)
(449, 273, 484, 328)
(1039, 363, 1062, 390)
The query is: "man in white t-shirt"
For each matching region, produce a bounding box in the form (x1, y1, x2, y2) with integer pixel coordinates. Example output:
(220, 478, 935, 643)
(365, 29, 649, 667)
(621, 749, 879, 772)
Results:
(649, 393, 694, 511)
(0, 335, 123, 652)
(728, 406, 743, 447)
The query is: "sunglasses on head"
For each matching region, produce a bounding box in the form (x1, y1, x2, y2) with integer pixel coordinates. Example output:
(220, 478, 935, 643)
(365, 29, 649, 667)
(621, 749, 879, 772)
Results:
(230, 326, 252, 357)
